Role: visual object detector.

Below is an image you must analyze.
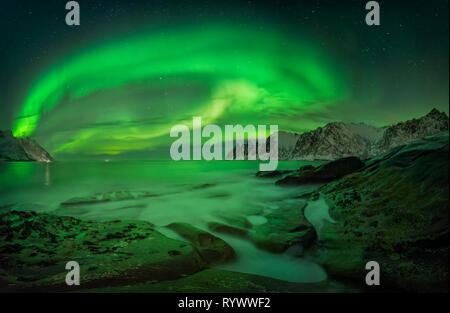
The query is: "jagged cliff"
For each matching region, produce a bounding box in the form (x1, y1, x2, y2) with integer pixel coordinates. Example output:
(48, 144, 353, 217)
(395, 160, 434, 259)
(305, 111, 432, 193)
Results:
(0, 130, 53, 162)
(226, 109, 448, 161)
(374, 108, 449, 155)
(289, 108, 448, 160)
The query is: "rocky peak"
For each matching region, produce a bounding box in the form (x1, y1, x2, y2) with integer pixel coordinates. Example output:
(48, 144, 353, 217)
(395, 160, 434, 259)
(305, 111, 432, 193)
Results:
(375, 108, 449, 153)
(226, 109, 448, 161)
(426, 108, 447, 118)
(289, 109, 449, 161)
(290, 122, 375, 161)
(0, 130, 53, 162)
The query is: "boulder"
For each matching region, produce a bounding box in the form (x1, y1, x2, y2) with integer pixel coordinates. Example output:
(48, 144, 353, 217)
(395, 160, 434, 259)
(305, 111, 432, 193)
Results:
(165, 223, 236, 265)
(0, 211, 206, 291)
(207, 221, 249, 238)
(276, 157, 364, 185)
(249, 200, 316, 253)
(255, 170, 291, 178)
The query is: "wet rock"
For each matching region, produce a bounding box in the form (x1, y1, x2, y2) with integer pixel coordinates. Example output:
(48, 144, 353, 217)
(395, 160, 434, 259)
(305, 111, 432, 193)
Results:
(276, 157, 364, 185)
(255, 170, 291, 178)
(60, 190, 159, 206)
(206, 192, 230, 199)
(192, 183, 215, 190)
(313, 132, 449, 292)
(249, 200, 316, 253)
(293, 188, 317, 200)
(212, 211, 258, 230)
(165, 223, 236, 265)
(207, 222, 249, 238)
(0, 211, 206, 292)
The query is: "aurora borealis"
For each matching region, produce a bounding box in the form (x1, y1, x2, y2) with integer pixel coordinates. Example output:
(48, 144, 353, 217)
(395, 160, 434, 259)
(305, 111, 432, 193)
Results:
(1, 0, 448, 159)
(12, 24, 347, 155)
(0, 1, 449, 296)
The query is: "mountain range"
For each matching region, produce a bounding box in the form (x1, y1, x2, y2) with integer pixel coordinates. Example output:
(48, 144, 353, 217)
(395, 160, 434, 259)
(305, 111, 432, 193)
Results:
(268, 108, 449, 161)
(1, 109, 448, 163)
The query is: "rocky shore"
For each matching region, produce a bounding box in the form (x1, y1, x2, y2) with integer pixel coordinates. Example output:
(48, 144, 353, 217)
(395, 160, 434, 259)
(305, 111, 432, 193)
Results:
(0, 132, 448, 293)
(0, 210, 208, 291)
(314, 132, 449, 292)
(259, 131, 449, 292)
(0, 209, 356, 293)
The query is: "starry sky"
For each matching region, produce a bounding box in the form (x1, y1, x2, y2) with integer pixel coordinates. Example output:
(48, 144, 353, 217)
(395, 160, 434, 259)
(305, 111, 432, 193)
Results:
(0, 0, 448, 159)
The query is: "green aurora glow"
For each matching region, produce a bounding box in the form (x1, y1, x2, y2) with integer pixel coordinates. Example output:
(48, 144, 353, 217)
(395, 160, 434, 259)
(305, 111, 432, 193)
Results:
(12, 24, 348, 157)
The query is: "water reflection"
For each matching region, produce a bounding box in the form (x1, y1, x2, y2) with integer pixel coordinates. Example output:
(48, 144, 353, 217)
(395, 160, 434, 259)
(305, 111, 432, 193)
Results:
(45, 163, 51, 186)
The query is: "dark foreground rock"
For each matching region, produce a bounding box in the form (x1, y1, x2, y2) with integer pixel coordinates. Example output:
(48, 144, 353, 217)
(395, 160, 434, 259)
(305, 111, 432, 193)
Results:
(0, 211, 358, 293)
(165, 223, 236, 265)
(312, 132, 449, 292)
(0, 130, 53, 162)
(255, 170, 291, 178)
(275, 157, 364, 185)
(0, 211, 217, 292)
(207, 221, 249, 238)
(209, 205, 315, 254)
(248, 200, 316, 253)
(85, 268, 361, 293)
(208, 201, 316, 254)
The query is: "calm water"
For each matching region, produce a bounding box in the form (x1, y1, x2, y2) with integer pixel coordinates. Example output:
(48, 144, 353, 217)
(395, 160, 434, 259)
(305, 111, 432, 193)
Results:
(0, 160, 326, 283)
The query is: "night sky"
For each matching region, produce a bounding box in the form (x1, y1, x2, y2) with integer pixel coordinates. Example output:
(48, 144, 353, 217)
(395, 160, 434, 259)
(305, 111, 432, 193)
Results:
(0, 0, 448, 159)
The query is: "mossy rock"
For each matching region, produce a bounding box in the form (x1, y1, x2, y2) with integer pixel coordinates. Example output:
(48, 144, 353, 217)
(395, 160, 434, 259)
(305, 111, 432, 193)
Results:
(314, 133, 449, 292)
(0, 211, 206, 292)
(207, 221, 249, 238)
(249, 200, 316, 253)
(165, 222, 236, 265)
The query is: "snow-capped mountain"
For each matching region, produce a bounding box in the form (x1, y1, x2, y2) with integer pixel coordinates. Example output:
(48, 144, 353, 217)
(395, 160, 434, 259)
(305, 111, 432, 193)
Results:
(289, 108, 449, 160)
(225, 109, 449, 161)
